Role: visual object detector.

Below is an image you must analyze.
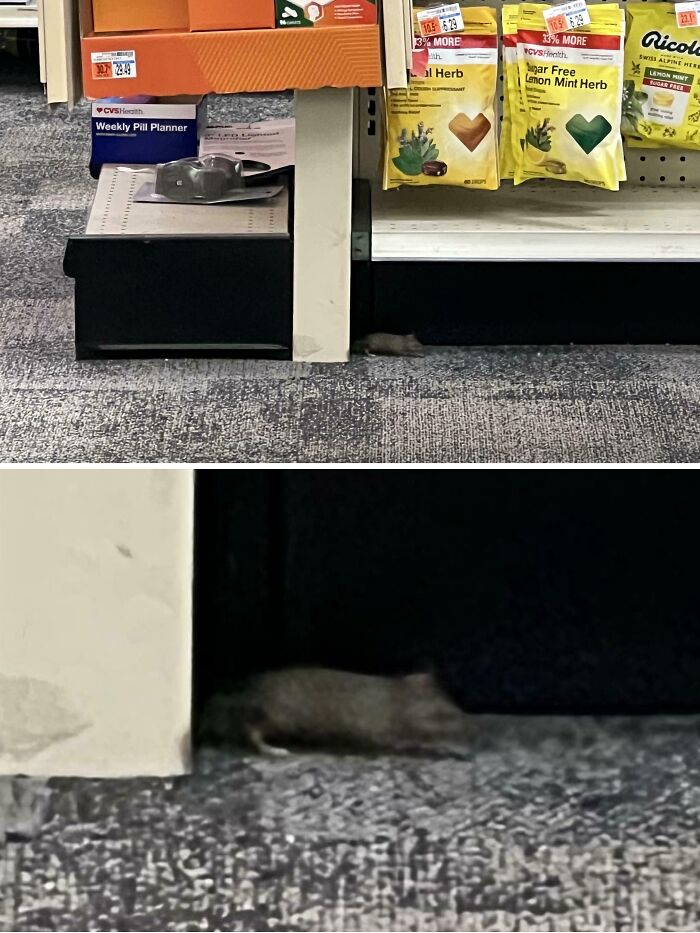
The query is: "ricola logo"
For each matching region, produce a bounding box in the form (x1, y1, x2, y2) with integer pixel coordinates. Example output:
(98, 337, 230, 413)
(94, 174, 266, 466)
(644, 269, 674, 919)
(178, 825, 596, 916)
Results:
(642, 30, 700, 56)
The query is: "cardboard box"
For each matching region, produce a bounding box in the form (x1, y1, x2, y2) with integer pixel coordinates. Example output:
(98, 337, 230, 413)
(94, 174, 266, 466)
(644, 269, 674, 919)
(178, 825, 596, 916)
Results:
(189, 0, 275, 31)
(93, 0, 274, 33)
(81, 24, 382, 95)
(90, 96, 207, 172)
(81, 0, 381, 94)
(92, 0, 189, 33)
(276, 0, 376, 27)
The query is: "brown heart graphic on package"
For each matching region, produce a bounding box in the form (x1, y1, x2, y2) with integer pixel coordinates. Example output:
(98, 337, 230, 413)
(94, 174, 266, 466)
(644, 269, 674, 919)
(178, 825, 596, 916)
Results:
(449, 112, 491, 152)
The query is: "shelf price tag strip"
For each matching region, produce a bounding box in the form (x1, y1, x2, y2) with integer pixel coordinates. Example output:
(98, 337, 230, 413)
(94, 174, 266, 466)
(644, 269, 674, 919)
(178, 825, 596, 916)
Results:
(675, 1, 700, 28)
(416, 3, 464, 38)
(91, 50, 138, 80)
(543, 0, 590, 35)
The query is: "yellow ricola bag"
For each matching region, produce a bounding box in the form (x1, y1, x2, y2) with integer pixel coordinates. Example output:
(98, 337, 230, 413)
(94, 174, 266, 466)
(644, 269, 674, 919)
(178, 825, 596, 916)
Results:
(500, 5, 519, 181)
(624, 3, 700, 150)
(514, 3, 625, 190)
(383, 6, 499, 190)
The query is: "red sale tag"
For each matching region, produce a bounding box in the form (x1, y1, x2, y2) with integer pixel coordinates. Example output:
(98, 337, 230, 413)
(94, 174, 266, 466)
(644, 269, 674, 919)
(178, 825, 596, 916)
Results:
(546, 12, 568, 33)
(676, 2, 700, 27)
(92, 60, 113, 80)
(411, 46, 430, 76)
(419, 15, 441, 36)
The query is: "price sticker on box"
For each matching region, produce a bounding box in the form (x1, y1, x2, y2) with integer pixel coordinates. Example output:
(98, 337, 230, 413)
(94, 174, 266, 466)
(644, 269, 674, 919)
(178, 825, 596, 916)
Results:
(543, 0, 590, 35)
(91, 51, 138, 80)
(675, 1, 700, 28)
(417, 3, 464, 38)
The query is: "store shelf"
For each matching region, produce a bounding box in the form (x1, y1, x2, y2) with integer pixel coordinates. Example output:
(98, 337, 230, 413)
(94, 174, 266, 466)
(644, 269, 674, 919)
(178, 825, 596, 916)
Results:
(0, 3, 38, 28)
(66, 165, 292, 358)
(371, 184, 700, 262)
(85, 165, 289, 237)
(81, 25, 381, 97)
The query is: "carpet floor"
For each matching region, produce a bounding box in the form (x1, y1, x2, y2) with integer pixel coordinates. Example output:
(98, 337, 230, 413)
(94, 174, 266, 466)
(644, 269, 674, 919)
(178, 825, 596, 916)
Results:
(3, 717, 700, 931)
(0, 55, 698, 463)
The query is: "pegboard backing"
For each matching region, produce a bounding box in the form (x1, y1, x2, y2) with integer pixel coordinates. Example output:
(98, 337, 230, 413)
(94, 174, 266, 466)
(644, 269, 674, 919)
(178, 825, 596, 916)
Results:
(357, 0, 700, 185)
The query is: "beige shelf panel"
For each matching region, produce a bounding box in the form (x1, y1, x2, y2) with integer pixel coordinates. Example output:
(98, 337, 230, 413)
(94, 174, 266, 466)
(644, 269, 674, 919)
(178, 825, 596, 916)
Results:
(372, 183, 700, 261)
(0, 3, 38, 28)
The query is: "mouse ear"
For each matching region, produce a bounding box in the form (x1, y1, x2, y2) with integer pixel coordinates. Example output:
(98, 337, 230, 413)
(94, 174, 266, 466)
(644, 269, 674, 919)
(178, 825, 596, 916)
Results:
(403, 672, 434, 690)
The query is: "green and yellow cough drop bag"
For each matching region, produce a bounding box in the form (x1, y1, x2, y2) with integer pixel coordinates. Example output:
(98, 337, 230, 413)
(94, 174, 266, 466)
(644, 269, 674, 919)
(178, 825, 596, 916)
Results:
(500, 5, 519, 181)
(624, 3, 700, 150)
(383, 6, 499, 190)
(514, 3, 626, 190)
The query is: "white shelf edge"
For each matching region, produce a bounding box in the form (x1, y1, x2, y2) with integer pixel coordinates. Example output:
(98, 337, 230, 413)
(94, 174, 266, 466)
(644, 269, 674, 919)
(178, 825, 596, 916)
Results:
(0, 4, 38, 28)
(372, 232, 700, 262)
(371, 184, 700, 262)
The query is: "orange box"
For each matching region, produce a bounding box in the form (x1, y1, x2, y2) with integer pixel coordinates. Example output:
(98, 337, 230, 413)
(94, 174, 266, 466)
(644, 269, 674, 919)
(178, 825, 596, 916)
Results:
(92, 0, 190, 33)
(92, 0, 273, 32)
(189, 0, 275, 30)
(276, 0, 376, 28)
(81, 24, 381, 95)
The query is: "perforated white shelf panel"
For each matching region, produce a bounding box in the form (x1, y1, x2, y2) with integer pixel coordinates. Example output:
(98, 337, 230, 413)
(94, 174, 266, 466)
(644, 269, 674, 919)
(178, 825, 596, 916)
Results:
(358, 0, 700, 260)
(86, 166, 289, 238)
(372, 183, 700, 260)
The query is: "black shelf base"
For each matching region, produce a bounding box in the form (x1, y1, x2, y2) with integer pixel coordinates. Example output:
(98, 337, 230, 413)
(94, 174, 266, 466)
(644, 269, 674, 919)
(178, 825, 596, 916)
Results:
(65, 236, 292, 360)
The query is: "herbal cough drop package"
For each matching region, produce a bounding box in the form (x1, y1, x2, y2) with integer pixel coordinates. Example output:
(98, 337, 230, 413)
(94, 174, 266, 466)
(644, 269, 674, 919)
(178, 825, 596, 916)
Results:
(624, 3, 700, 150)
(500, 5, 520, 181)
(513, 3, 626, 190)
(383, 6, 499, 190)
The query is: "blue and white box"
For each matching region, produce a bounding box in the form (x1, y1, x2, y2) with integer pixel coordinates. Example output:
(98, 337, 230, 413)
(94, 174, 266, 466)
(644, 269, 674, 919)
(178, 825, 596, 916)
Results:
(91, 96, 207, 172)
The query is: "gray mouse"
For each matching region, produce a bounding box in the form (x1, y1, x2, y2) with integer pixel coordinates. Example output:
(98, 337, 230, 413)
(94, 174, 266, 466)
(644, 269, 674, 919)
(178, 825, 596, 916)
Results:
(201, 667, 471, 756)
(354, 333, 425, 358)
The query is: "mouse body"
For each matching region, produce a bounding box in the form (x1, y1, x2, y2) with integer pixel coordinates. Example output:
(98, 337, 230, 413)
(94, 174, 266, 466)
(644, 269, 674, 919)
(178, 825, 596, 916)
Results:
(202, 667, 470, 755)
(355, 333, 425, 358)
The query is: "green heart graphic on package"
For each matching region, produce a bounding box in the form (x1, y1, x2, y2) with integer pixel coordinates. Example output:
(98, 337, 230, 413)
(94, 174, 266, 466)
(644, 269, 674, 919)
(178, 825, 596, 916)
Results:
(565, 114, 612, 154)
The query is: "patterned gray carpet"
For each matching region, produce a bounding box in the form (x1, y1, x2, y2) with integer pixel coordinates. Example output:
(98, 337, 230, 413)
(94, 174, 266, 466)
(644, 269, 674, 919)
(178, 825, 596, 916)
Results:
(4, 717, 700, 931)
(1, 55, 698, 463)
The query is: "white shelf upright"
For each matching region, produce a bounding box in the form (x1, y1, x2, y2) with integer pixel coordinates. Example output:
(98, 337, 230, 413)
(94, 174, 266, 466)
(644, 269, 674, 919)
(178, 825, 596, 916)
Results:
(1, 0, 80, 103)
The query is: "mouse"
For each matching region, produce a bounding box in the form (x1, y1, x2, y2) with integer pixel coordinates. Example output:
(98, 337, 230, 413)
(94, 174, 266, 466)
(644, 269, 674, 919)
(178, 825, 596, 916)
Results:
(354, 333, 425, 358)
(200, 667, 471, 756)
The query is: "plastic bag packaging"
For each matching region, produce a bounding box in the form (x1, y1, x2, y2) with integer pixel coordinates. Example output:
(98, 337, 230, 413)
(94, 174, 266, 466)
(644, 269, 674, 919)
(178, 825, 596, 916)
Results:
(383, 5, 499, 190)
(624, 2, 700, 150)
(513, 3, 626, 189)
(128, 154, 283, 205)
(500, 4, 520, 181)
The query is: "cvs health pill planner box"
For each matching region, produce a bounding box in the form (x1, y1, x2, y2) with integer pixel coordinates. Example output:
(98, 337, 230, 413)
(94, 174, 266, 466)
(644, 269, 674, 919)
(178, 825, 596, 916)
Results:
(91, 97, 206, 174)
